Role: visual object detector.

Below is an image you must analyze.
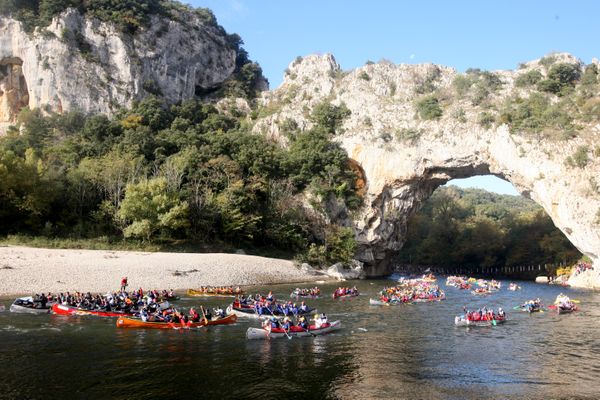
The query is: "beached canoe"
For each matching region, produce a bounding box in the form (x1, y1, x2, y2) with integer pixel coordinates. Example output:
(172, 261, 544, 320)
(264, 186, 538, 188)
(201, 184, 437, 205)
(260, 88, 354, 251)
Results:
(246, 320, 342, 340)
(51, 303, 134, 317)
(10, 297, 52, 314)
(454, 316, 506, 327)
(186, 289, 242, 297)
(116, 313, 237, 329)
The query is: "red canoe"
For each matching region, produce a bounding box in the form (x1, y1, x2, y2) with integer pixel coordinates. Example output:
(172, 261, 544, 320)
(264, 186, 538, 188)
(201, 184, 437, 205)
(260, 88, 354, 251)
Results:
(51, 303, 134, 318)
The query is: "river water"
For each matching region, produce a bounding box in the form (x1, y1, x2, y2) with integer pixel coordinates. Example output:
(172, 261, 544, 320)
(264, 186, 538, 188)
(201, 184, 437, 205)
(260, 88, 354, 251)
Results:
(1, 279, 599, 399)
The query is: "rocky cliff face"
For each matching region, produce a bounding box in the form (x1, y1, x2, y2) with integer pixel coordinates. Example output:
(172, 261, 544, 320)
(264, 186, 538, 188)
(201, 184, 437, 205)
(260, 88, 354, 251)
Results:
(256, 53, 600, 277)
(0, 8, 237, 127)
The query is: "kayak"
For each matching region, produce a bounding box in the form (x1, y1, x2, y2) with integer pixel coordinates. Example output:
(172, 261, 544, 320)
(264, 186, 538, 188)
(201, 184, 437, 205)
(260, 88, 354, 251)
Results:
(226, 305, 315, 319)
(10, 297, 53, 314)
(51, 303, 134, 318)
(116, 313, 237, 329)
(246, 320, 342, 340)
(187, 289, 242, 297)
(454, 316, 506, 327)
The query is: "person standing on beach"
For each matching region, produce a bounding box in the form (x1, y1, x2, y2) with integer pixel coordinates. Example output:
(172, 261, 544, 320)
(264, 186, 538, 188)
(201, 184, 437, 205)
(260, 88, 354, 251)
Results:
(120, 277, 128, 292)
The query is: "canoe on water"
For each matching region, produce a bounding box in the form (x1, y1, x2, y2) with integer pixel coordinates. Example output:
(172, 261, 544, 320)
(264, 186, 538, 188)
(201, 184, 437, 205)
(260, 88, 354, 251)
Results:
(369, 298, 407, 306)
(10, 297, 53, 314)
(116, 313, 237, 329)
(454, 316, 506, 327)
(332, 293, 359, 300)
(51, 303, 134, 318)
(186, 289, 242, 297)
(226, 305, 316, 319)
(246, 320, 342, 340)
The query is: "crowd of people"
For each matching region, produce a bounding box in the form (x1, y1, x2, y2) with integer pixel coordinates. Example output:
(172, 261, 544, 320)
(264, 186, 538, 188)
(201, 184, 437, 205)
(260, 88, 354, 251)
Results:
(234, 293, 313, 316)
(290, 287, 321, 298)
(463, 307, 506, 322)
(263, 313, 329, 332)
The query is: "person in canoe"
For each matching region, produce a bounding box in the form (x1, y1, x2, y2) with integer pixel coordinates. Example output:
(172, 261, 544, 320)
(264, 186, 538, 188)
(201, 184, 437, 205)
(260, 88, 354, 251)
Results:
(266, 291, 274, 302)
(282, 316, 293, 333)
(298, 315, 309, 330)
(190, 307, 201, 322)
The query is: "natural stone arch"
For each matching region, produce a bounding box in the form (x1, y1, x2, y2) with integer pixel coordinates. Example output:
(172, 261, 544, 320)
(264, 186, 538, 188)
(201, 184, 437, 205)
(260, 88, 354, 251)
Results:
(256, 53, 600, 278)
(0, 57, 28, 123)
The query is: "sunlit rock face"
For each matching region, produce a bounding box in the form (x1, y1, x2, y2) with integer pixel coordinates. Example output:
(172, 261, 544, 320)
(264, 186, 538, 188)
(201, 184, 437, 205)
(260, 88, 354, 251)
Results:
(0, 8, 237, 123)
(256, 53, 600, 278)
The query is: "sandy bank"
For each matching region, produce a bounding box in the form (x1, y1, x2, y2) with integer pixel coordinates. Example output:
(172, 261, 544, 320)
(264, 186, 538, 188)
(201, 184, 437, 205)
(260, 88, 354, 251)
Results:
(0, 246, 327, 296)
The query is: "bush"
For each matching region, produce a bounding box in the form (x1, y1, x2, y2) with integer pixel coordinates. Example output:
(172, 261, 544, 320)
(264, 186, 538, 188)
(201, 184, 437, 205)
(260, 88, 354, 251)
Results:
(538, 63, 581, 95)
(415, 95, 443, 120)
(515, 70, 543, 87)
(358, 71, 371, 81)
(478, 111, 495, 128)
(572, 146, 590, 168)
(310, 101, 351, 134)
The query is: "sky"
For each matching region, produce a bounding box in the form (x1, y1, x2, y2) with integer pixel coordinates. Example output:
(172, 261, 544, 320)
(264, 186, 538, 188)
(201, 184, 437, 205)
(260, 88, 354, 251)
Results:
(190, 0, 600, 195)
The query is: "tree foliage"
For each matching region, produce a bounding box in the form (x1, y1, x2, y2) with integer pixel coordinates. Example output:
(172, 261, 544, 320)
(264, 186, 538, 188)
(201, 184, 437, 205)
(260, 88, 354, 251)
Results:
(399, 186, 581, 269)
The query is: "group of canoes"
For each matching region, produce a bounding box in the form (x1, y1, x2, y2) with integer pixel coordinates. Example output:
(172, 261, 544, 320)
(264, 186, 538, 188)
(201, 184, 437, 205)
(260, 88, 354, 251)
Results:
(514, 294, 579, 314)
(371, 282, 445, 305)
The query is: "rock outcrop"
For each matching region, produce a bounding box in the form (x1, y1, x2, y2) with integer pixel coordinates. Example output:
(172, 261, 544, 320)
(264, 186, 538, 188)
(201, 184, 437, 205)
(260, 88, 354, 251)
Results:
(0, 7, 237, 125)
(256, 53, 600, 277)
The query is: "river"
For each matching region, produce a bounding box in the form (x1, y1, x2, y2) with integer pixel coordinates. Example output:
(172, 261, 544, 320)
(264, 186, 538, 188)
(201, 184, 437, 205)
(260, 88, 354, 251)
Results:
(1, 279, 599, 399)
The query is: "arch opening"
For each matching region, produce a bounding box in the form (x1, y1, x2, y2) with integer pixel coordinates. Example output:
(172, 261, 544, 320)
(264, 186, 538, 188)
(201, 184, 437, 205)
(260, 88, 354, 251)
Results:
(390, 174, 582, 278)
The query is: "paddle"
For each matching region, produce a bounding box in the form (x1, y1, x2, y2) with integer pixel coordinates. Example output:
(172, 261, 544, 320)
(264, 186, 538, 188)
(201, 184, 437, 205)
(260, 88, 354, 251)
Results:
(200, 306, 209, 325)
(266, 306, 291, 339)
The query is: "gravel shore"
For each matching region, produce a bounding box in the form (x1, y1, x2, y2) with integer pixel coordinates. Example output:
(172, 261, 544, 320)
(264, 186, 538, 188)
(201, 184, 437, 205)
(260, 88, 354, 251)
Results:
(0, 246, 327, 296)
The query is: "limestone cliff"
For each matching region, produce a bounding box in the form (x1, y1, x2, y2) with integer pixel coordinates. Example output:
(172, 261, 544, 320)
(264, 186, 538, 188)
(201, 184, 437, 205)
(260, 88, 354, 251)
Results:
(255, 53, 600, 277)
(0, 7, 238, 126)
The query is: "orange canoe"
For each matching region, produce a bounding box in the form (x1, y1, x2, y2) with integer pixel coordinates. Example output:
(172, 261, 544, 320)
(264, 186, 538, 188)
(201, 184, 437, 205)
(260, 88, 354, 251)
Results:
(116, 313, 237, 329)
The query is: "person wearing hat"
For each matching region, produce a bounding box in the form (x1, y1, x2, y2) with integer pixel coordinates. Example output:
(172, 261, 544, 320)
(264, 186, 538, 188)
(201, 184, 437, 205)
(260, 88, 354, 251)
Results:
(282, 316, 292, 332)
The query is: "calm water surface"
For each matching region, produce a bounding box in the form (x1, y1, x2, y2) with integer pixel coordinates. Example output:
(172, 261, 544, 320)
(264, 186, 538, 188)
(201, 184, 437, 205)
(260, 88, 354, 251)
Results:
(1, 279, 599, 399)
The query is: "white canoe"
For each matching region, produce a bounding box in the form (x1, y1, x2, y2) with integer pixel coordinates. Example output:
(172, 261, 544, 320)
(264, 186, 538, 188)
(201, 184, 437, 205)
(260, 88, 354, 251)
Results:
(226, 305, 317, 320)
(454, 316, 506, 327)
(246, 320, 342, 340)
(369, 298, 406, 306)
(10, 297, 52, 314)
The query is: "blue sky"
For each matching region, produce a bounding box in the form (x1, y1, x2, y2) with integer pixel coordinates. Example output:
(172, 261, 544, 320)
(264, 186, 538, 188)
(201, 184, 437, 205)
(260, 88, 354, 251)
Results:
(190, 0, 600, 195)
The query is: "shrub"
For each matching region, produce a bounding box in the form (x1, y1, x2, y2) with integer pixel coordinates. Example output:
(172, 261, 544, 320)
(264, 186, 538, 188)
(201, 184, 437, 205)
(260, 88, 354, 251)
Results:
(415, 67, 441, 94)
(539, 55, 557, 68)
(580, 64, 598, 86)
(538, 63, 581, 95)
(358, 71, 371, 81)
(478, 111, 495, 128)
(310, 101, 351, 134)
(515, 70, 543, 87)
(572, 145, 590, 168)
(415, 95, 443, 120)
(395, 128, 422, 143)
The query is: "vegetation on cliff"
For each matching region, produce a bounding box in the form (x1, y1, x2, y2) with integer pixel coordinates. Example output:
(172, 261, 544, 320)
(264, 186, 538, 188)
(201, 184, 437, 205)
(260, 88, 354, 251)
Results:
(0, 97, 359, 262)
(398, 186, 581, 269)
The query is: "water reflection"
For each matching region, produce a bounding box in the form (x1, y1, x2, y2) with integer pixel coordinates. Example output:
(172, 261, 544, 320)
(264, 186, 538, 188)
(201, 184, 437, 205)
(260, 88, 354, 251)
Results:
(1, 281, 600, 398)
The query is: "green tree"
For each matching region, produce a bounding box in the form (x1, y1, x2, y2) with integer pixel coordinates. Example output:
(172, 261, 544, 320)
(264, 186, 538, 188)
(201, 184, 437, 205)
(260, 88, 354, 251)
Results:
(117, 177, 189, 240)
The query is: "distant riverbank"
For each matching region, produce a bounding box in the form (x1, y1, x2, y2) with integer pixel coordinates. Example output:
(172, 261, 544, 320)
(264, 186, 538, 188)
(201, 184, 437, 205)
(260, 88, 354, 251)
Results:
(0, 246, 327, 296)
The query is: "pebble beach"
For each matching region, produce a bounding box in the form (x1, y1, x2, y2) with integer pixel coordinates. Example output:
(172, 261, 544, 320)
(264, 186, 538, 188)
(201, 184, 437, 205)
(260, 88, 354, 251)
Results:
(0, 246, 326, 296)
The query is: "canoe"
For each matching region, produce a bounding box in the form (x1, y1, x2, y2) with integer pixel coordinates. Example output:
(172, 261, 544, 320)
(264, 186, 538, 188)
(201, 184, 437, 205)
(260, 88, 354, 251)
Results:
(246, 320, 342, 340)
(454, 316, 506, 327)
(557, 306, 576, 314)
(51, 303, 134, 318)
(116, 313, 237, 329)
(332, 292, 359, 299)
(187, 289, 242, 297)
(10, 297, 52, 314)
(471, 290, 490, 296)
(369, 298, 406, 306)
(290, 293, 320, 299)
(226, 305, 315, 319)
